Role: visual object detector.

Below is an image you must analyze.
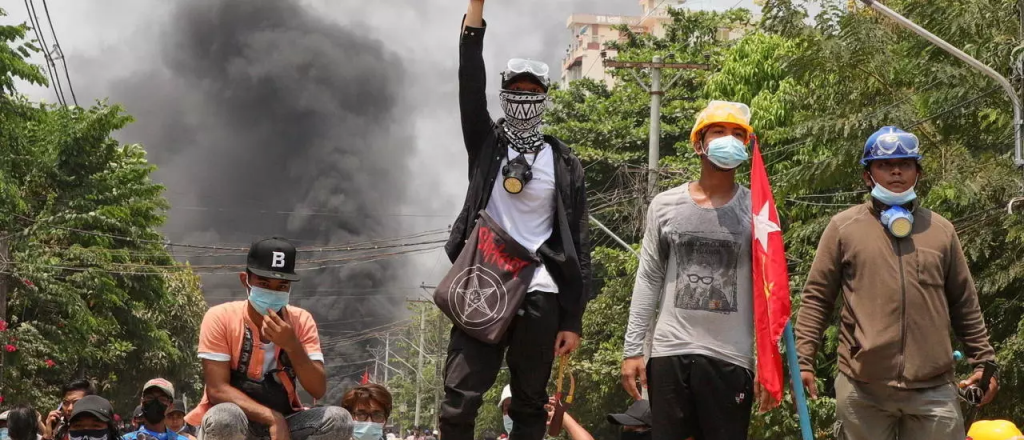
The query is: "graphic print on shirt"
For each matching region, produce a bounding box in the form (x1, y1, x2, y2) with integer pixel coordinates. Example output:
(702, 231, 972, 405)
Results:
(672, 233, 740, 314)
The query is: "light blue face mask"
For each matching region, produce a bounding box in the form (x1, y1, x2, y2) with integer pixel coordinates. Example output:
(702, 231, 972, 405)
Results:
(704, 136, 749, 170)
(870, 177, 917, 206)
(353, 421, 384, 440)
(247, 278, 290, 315)
(503, 414, 514, 434)
(0, 427, 8, 440)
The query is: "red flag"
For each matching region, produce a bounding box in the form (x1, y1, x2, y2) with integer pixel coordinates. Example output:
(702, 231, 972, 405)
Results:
(750, 135, 793, 401)
(361, 367, 371, 385)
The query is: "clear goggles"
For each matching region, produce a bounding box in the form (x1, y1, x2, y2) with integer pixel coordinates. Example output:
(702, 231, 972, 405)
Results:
(507, 58, 550, 77)
(871, 132, 920, 156)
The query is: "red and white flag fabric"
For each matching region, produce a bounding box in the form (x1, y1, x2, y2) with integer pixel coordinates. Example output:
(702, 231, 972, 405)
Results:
(361, 367, 371, 385)
(750, 135, 793, 401)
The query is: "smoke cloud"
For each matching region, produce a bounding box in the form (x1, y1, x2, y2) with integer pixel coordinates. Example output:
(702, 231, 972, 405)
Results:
(107, 0, 414, 399)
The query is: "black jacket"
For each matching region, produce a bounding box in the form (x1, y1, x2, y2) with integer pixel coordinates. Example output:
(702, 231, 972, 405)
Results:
(445, 21, 592, 334)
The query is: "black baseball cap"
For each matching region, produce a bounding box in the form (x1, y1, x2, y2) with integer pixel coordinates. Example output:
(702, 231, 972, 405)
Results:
(246, 237, 300, 281)
(70, 395, 115, 424)
(168, 400, 187, 415)
(606, 400, 651, 427)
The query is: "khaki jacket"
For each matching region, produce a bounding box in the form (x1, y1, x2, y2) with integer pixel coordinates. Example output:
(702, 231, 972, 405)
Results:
(795, 200, 994, 388)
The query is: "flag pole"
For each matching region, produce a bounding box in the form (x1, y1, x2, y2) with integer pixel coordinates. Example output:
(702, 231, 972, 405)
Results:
(783, 322, 814, 440)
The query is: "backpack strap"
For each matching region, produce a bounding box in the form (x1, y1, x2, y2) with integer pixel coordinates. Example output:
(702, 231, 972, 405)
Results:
(237, 325, 254, 375)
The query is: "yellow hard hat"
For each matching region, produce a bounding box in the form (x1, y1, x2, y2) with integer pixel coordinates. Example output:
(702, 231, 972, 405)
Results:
(690, 100, 754, 146)
(968, 420, 1024, 440)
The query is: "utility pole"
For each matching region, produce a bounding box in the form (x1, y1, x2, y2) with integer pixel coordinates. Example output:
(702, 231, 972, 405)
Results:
(648, 55, 663, 196)
(604, 57, 710, 196)
(384, 331, 391, 384)
(414, 304, 426, 430)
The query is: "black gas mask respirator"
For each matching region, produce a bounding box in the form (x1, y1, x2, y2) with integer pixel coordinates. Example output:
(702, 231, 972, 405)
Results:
(502, 152, 535, 194)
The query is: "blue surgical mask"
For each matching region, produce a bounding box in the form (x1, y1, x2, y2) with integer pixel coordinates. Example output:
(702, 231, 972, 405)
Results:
(704, 136, 749, 170)
(69, 429, 110, 440)
(870, 177, 917, 206)
(353, 421, 384, 440)
(247, 280, 290, 315)
(503, 414, 514, 434)
(0, 427, 8, 440)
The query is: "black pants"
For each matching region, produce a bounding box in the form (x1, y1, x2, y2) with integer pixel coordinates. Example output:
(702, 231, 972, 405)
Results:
(648, 354, 754, 440)
(439, 291, 559, 440)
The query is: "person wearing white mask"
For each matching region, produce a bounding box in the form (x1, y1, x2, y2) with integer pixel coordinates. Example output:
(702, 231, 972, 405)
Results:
(796, 126, 998, 440)
(341, 384, 392, 440)
(621, 101, 777, 440)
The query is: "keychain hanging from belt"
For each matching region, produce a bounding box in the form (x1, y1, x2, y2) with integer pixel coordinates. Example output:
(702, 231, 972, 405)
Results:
(547, 354, 576, 437)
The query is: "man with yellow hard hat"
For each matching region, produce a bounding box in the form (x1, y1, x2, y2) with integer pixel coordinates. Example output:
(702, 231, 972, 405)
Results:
(621, 100, 777, 440)
(967, 420, 1024, 440)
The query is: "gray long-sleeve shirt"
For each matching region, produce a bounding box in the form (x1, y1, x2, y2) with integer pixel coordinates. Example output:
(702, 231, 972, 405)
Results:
(623, 183, 754, 370)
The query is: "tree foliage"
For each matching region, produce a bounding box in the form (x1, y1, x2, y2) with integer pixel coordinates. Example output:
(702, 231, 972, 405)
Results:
(0, 10, 204, 414)
(546, 0, 1024, 437)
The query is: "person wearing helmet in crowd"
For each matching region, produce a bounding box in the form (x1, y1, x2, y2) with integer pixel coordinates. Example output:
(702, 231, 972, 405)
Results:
(621, 100, 777, 440)
(164, 401, 196, 438)
(796, 126, 998, 440)
(442, 2, 591, 440)
(66, 395, 121, 440)
(968, 420, 1024, 440)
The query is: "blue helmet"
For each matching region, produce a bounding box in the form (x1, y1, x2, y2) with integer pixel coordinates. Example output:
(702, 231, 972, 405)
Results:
(861, 126, 922, 166)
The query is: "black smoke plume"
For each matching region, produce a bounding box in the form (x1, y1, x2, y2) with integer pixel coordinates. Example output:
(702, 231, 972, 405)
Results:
(111, 0, 412, 401)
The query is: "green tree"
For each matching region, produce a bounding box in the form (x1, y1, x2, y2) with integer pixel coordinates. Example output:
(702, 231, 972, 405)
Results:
(0, 10, 205, 414)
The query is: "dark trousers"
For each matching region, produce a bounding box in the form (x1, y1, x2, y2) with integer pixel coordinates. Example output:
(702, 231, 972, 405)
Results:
(439, 291, 559, 440)
(648, 354, 754, 440)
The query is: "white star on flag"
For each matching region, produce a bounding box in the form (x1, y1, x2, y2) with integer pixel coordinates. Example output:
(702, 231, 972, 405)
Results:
(753, 201, 781, 252)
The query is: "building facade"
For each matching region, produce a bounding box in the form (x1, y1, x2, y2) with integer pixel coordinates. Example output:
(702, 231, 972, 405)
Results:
(560, 0, 763, 88)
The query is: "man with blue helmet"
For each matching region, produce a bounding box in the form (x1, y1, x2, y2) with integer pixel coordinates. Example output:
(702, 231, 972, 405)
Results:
(795, 126, 998, 439)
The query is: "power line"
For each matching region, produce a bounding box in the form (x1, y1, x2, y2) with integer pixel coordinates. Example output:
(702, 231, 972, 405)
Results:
(38, 0, 76, 106)
(4, 246, 439, 276)
(173, 205, 451, 219)
(21, 0, 63, 105)
(25, 0, 67, 106)
(10, 213, 448, 252)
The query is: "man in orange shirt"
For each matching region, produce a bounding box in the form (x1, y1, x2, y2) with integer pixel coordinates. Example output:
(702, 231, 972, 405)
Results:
(186, 237, 352, 440)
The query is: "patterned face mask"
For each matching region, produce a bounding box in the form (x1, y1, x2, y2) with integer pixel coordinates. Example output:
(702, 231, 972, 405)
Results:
(499, 90, 547, 153)
(69, 430, 109, 440)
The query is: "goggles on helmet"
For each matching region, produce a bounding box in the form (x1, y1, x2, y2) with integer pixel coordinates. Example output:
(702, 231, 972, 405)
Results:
(869, 132, 920, 158)
(507, 58, 550, 77)
(501, 58, 551, 91)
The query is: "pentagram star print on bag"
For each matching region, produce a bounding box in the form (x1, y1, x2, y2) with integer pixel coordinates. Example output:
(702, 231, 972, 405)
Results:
(434, 210, 539, 344)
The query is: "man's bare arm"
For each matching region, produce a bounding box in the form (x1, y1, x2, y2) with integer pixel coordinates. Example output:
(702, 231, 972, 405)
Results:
(464, 0, 484, 29)
(287, 349, 326, 399)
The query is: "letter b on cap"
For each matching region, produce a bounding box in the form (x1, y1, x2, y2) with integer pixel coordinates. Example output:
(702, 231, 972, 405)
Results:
(272, 251, 286, 268)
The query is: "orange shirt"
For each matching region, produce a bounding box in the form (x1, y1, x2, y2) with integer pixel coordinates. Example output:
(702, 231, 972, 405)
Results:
(185, 301, 323, 426)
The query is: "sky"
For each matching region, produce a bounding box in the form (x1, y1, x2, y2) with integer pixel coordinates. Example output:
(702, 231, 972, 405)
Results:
(1, 0, 763, 390)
